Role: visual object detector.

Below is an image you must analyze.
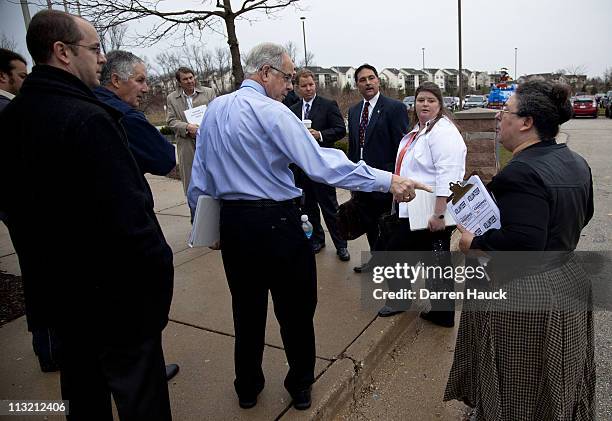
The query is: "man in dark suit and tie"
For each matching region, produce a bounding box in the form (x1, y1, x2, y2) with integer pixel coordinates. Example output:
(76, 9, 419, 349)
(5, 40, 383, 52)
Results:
(347, 64, 410, 272)
(290, 69, 350, 261)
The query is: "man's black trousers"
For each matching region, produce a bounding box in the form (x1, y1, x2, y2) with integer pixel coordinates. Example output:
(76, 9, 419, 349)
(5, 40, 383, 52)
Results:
(220, 200, 317, 398)
(56, 330, 171, 421)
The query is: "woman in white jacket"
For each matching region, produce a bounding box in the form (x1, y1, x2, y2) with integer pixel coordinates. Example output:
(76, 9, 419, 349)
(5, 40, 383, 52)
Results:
(378, 82, 466, 327)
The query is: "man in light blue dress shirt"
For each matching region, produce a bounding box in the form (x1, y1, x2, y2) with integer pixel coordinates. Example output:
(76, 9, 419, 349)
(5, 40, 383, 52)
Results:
(188, 42, 430, 411)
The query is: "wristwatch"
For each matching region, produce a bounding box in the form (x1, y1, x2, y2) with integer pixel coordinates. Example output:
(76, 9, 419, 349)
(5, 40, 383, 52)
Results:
(433, 213, 445, 219)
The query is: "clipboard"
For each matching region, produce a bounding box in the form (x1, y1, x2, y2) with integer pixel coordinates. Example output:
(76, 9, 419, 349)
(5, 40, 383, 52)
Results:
(188, 195, 220, 247)
(407, 189, 456, 231)
(446, 175, 500, 235)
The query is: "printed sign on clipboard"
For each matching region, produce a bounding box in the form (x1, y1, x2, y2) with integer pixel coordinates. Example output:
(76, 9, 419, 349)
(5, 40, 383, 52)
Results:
(446, 175, 500, 236)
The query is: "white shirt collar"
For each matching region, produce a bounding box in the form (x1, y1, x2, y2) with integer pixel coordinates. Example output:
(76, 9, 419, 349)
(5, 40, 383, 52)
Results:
(410, 116, 442, 134)
(303, 94, 316, 106)
(364, 91, 380, 110)
(0, 88, 15, 100)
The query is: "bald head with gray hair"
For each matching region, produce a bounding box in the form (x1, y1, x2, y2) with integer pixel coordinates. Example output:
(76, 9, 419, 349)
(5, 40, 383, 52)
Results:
(100, 50, 144, 86)
(243, 43, 288, 78)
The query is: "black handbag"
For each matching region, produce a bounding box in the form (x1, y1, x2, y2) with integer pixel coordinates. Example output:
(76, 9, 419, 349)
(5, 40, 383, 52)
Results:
(377, 208, 400, 249)
(337, 197, 369, 240)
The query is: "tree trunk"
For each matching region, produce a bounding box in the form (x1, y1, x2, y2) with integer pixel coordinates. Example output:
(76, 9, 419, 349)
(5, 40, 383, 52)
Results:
(223, 0, 243, 89)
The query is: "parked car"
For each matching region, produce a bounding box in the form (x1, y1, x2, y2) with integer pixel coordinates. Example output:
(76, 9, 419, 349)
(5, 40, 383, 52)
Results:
(403, 96, 415, 110)
(462, 95, 488, 109)
(443, 97, 456, 111)
(572, 95, 598, 118)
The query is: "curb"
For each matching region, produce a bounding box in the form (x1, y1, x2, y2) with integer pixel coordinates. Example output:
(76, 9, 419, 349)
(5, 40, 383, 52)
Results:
(280, 311, 419, 420)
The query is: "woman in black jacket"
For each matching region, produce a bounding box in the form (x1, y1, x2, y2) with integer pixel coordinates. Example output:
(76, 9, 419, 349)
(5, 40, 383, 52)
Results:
(444, 80, 595, 420)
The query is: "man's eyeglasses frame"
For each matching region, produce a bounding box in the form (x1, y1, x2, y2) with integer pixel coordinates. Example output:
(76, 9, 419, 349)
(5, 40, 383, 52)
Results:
(264, 65, 293, 84)
(64, 43, 103, 56)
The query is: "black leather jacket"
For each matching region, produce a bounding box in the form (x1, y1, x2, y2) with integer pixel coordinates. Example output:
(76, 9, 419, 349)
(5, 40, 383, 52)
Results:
(472, 139, 593, 252)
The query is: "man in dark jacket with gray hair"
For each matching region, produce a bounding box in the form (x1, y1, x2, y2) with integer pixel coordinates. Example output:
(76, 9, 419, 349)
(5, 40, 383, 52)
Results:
(94, 50, 176, 177)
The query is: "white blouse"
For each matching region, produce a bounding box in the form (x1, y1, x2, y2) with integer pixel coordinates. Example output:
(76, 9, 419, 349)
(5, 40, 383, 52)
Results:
(396, 116, 466, 218)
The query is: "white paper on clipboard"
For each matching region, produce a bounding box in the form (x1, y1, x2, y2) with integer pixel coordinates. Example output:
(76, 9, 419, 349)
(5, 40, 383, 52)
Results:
(188, 195, 220, 247)
(407, 188, 455, 231)
(446, 175, 500, 236)
(183, 104, 207, 126)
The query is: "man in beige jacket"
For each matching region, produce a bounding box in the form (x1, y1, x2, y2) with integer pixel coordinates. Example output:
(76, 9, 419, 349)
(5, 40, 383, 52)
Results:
(166, 66, 216, 194)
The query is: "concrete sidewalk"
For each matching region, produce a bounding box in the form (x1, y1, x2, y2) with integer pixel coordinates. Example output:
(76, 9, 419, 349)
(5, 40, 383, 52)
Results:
(0, 175, 442, 420)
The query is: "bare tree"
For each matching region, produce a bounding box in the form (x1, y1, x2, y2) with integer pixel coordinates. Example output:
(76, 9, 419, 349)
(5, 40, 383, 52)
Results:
(190, 45, 214, 84)
(562, 65, 587, 76)
(100, 24, 128, 53)
(297, 50, 315, 68)
(0, 32, 18, 51)
(41, 0, 303, 88)
(283, 41, 298, 64)
(153, 51, 183, 93)
(603, 67, 612, 84)
(212, 46, 232, 93)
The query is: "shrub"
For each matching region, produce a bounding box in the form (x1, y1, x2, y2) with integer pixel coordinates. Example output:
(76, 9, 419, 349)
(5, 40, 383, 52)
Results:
(159, 126, 173, 135)
(334, 140, 348, 155)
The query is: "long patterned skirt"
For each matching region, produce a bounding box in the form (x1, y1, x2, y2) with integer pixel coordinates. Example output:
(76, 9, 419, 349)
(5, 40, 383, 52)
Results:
(444, 254, 595, 420)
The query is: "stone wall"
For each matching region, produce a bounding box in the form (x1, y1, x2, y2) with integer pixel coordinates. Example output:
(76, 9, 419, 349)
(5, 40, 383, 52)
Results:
(455, 108, 498, 183)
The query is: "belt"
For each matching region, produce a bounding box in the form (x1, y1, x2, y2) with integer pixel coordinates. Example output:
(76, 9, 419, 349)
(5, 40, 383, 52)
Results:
(221, 198, 300, 208)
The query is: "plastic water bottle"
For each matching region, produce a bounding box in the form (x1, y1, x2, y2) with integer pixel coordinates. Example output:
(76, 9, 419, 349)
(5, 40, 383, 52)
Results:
(301, 214, 313, 239)
(432, 239, 446, 265)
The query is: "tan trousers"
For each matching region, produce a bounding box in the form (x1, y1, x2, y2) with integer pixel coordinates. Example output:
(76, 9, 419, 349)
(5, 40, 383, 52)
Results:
(176, 136, 196, 195)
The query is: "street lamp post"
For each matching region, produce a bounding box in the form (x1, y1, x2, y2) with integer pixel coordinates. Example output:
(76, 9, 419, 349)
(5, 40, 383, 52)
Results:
(300, 17, 308, 67)
(458, 0, 463, 107)
(422, 47, 425, 69)
(514, 47, 518, 80)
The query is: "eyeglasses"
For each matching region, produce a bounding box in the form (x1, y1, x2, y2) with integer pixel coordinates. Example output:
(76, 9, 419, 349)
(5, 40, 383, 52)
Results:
(498, 106, 520, 117)
(65, 43, 103, 56)
(267, 65, 293, 84)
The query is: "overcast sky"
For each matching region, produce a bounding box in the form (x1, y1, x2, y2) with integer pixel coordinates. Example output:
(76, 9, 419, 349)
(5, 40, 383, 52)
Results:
(2, 0, 611, 78)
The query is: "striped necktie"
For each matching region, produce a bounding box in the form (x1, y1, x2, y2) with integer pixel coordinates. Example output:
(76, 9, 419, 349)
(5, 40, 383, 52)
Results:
(304, 102, 310, 120)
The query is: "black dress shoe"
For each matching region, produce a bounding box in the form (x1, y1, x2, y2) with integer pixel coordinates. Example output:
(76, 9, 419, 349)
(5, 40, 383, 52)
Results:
(377, 305, 405, 317)
(238, 385, 264, 409)
(420, 311, 455, 328)
(238, 395, 258, 409)
(291, 388, 312, 410)
(336, 247, 350, 261)
(312, 242, 326, 254)
(38, 359, 59, 373)
(165, 364, 180, 381)
(353, 261, 373, 273)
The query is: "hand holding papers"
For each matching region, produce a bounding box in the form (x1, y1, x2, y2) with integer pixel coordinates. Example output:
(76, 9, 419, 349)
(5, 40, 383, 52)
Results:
(407, 189, 455, 231)
(188, 195, 220, 248)
(446, 175, 500, 236)
(183, 104, 207, 126)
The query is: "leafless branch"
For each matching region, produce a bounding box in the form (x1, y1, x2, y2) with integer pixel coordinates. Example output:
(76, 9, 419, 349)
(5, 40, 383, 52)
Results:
(34, 0, 305, 87)
(0, 32, 18, 51)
